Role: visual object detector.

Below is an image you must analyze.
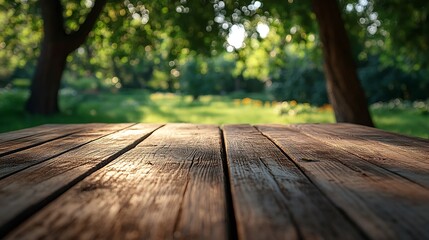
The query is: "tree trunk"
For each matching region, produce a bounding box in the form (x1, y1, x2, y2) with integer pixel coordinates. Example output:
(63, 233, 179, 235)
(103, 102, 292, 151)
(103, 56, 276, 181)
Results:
(25, 0, 107, 114)
(25, 41, 67, 114)
(312, 0, 374, 126)
(235, 76, 242, 92)
(167, 78, 175, 92)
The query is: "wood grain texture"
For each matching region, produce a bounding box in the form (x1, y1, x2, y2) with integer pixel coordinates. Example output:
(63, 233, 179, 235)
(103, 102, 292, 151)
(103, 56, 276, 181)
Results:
(0, 124, 90, 157)
(0, 124, 162, 237)
(0, 123, 133, 179)
(6, 124, 228, 240)
(289, 124, 429, 188)
(0, 124, 61, 143)
(330, 123, 429, 158)
(223, 124, 364, 240)
(1, 123, 428, 240)
(257, 124, 429, 240)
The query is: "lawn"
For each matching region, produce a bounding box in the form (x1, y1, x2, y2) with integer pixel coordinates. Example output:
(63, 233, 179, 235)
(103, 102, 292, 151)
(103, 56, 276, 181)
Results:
(1, 89, 428, 138)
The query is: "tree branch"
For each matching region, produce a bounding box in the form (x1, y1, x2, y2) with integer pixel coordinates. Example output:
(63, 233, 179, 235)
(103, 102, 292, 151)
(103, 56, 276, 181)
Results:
(66, 0, 107, 53)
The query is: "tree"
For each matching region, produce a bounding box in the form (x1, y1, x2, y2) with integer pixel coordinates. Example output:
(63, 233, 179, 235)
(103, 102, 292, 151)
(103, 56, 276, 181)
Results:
(23, 0, 221, 114)
(254, 0, 373, 125)
(312, 0, 374, 126)
(25, 0, 107, 114)
(361, 0, 428, 70)
(18, 0, 423, 125)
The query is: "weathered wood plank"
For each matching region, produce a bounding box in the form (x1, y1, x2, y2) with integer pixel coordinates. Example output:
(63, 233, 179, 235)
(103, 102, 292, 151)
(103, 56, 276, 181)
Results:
(331, 123, 429, 158)
(0, 123, 134, 179)
(0, 124, 91, 157)
(289, 124, 429, 188)
(0, 124, 62, 143)
(257, 124, 429, 240)
(352, 123, 429, 143)
(0, 124, 162, 237)
(5, 124, 228, 240)
(223, 124, 364, 240)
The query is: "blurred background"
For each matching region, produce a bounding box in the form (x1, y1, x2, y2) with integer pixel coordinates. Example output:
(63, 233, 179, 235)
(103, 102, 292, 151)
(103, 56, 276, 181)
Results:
(0, 0, 428, 138)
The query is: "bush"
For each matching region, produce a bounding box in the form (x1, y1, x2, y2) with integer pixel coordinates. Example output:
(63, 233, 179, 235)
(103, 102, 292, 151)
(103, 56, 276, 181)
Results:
(11, 78, 31, 89)
(180, 56, 238, 99)
(267, 55, 429, 106)
(266, 56, 328, 106)
(359, 56, 429, 104)
(63, 76, 100, 91)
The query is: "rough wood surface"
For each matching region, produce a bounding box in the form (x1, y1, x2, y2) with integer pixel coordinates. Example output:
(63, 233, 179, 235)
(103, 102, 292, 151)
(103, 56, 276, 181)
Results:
(223, 124, 365, 240)
(0, 123, 133, 179)
(6, 124, 228, 240)
(340, 122, 429, 144)
(326, 123, 429, 160)
(0, 123, 428, 240)
(0, 124, 61, 143)
(288, 124, 429, 188)
(0, 124, 162, 237)
(257, 124, 429, 240)
(320, 123, 428, 160)
(0, 124, 89, 157)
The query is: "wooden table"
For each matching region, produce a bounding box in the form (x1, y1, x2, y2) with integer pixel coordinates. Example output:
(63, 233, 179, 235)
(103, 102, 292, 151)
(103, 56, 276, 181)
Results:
(0, 123, 428, 239)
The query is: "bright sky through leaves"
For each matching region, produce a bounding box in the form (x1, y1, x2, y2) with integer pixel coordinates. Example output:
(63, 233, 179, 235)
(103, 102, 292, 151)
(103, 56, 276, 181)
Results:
(227, 24, 246, 51)
(256, 23, 269, 38)
(226, 21, 269, 52)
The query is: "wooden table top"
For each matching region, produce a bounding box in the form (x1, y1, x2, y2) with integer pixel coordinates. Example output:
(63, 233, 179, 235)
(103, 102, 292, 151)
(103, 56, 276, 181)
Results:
(0, 123, 428, 239)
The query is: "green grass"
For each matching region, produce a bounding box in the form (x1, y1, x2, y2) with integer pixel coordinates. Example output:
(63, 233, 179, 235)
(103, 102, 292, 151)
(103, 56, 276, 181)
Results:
(0, 89, 428, 138)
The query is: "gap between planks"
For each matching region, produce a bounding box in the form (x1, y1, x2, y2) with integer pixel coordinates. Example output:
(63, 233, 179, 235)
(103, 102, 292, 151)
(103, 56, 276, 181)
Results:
(1, 123, 428, 239)
(0, 125, 83, 157)
(0, 123, 136, 180)
(223, 124, 366, 240)
(256, 124, 429, 240)
(219, 128, 239, 240)
(0, 124, 163, 238)
(5, 124, 230, 240)
(0, 124, 66, 143)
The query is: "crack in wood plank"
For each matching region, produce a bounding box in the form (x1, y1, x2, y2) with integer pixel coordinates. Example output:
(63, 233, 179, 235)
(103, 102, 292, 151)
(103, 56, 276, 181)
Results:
(172, 153, 196, 238)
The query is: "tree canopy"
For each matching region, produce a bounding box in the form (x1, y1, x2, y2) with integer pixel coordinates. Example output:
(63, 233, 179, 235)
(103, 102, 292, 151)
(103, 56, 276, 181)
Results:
(0, 0, 427, 124)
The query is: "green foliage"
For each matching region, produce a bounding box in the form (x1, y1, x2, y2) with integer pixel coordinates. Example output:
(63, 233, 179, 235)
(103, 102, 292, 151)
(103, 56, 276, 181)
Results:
(0, 1, 41, 86)
(266, 54, 328, 105)
(11, 78, 31, 89)
(1, 0, 428, 123)
(359, 56, 429, 103)
(0, 89, 27, 114)
(374, 0, 429, 69)
(63, 76, 100, 91)
(180, 58, 211, 100)
(180, 59, 203, 100)
(207, 56, 237, 93)
(180, 56, 236, 99)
